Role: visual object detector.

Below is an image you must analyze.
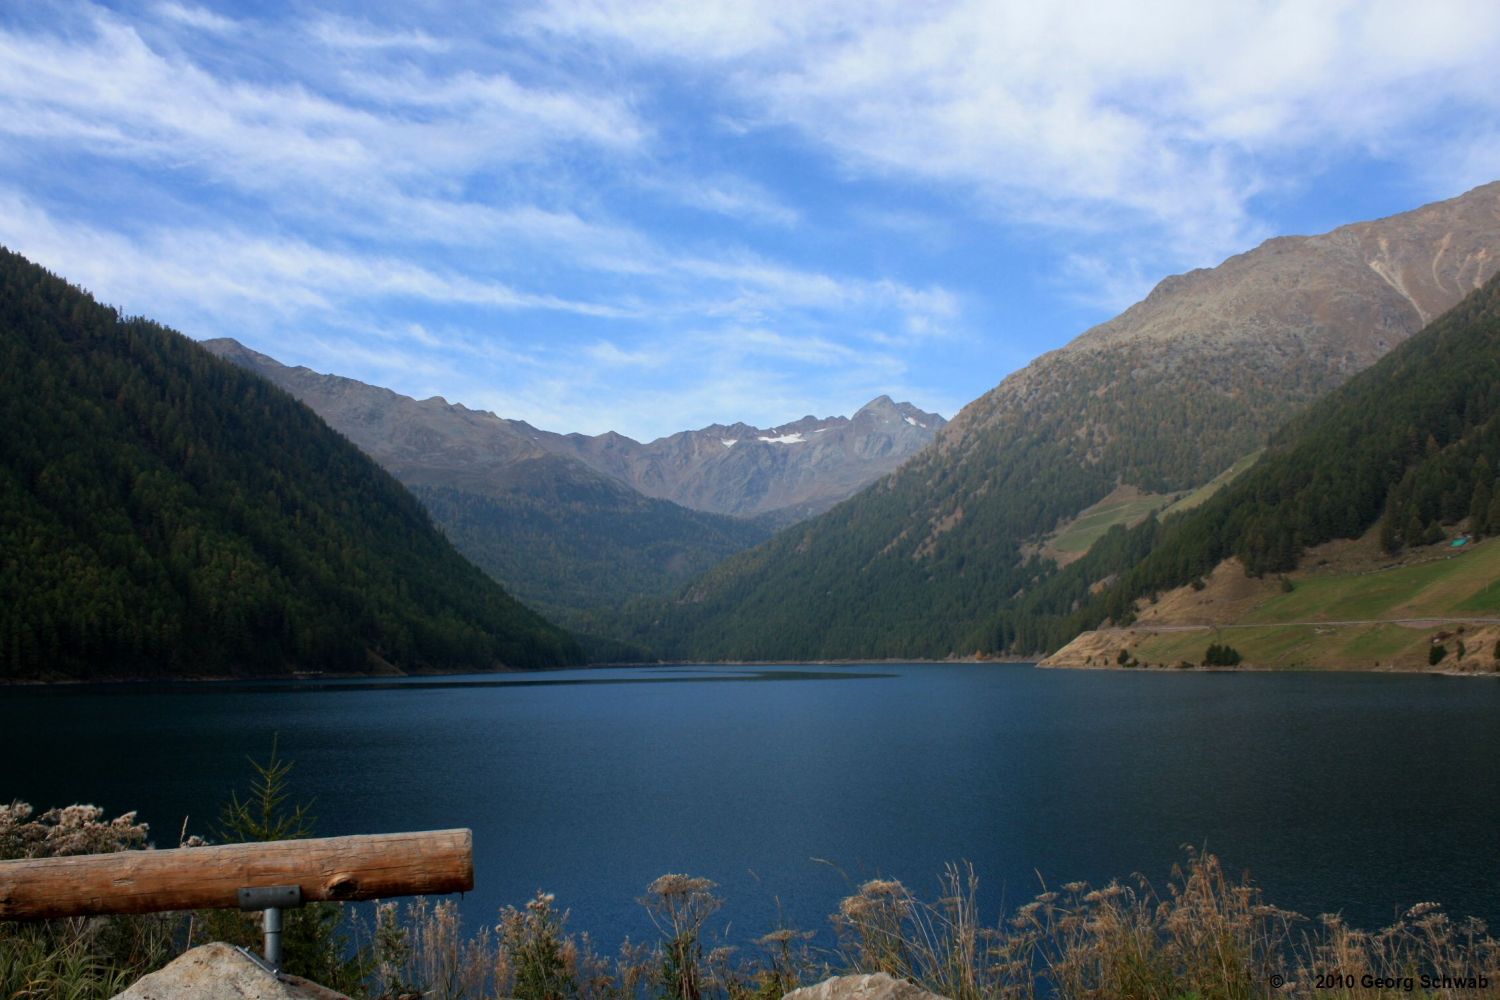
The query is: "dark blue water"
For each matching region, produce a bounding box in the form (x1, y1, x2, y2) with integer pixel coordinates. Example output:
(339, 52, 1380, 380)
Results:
(5, 664, 1499, 949)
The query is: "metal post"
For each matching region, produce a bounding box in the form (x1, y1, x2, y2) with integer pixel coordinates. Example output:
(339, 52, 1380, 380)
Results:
(237, 884, 302, 973)
(263, 906, 284, 971)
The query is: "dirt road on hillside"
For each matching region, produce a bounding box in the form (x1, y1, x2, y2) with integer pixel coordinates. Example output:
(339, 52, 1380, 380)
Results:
(1103, 616, 1500, 633)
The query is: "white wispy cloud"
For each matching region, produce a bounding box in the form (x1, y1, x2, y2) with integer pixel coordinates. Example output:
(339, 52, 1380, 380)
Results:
(153, 2, 238, 35)
(2, 2, 1491, 439)
(466, 326, 924, 438)
(658, 173, 802, 228)
(309, 16, 450, 53)
(532, 0, 1500, 277)
(0, 190, 631, 321)
(0, 6, 646, 203)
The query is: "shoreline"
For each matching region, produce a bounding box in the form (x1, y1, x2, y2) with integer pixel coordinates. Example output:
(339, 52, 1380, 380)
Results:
(0, 655, 1023, 687)
(13, 653, 1500, 686)
(1038, 659, 1500, 678)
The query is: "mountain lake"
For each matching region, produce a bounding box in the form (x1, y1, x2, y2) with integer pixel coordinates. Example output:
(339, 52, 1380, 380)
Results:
(5, 663, 1499, 950)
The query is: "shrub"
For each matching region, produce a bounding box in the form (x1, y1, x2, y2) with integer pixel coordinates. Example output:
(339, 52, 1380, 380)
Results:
(0, 804, 174, 1000)
(0, 802, 149, 861)
(505, 892, 577, 1000)
(1203, 643, 1243, 666)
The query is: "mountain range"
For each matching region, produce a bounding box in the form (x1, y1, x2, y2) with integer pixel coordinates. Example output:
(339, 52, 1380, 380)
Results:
(534, 395, 945, 525)
(199, 339, 942, 627)
(9, 180, 1500, 678)
(617, 181, 1500, 660)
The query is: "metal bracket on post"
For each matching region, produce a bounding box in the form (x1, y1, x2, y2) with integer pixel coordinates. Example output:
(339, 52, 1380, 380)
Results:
(237, 885, 303, 972)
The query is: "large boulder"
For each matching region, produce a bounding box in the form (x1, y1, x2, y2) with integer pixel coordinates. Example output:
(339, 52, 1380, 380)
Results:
(782, 972, 949, 1000)
(111, 942, 350, 1000)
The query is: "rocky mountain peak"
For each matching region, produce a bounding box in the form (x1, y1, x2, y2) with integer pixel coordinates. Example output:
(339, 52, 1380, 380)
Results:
(545, 400, 946, 520)
(942, 179, 1500, 457)
(200, 338, 944, 523)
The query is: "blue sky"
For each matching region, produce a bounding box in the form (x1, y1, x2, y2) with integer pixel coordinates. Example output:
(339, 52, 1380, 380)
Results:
(2, 1, 1498, 440)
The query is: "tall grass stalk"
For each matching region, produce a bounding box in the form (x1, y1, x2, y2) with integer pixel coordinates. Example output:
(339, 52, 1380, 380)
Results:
(4, 796, 1497, 1000)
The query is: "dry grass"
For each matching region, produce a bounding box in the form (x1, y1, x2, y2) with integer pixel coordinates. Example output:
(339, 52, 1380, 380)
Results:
(4, 803, 1496, 1000)
(827, 850, 1498, 1000)
(355, 850, 1497, 1000)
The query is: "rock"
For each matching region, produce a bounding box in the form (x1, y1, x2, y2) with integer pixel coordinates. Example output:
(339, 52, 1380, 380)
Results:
(782, 972, 950, 1000)
(111, 942, 350, 1000)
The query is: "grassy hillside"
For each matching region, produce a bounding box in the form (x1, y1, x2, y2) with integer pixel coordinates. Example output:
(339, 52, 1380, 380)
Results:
(1243, 542, 1500, 623)
(0, 248, 582, 679)
(1052, 535, 1500, 672)
(1042, 488, 1176, 565)
(1157, 449, 1263, 518)
(1048, 270, 1500, 644)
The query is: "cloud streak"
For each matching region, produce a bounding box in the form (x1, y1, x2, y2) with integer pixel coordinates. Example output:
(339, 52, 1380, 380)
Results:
(534, 0, 1500, 291)
(0, 2, 1495, 437)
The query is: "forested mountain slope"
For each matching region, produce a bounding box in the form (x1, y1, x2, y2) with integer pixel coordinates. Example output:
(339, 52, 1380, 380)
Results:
(201, 339, 771, 628)
(1031, 269, 1500, 644)
(622, 182, 1500, 660)
(0, 249, 581, 679)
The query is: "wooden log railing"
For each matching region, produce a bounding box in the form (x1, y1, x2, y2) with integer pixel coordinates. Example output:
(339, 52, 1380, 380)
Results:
(0, 829, 473, 921)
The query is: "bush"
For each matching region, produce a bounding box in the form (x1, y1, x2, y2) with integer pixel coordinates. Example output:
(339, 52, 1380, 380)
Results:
(1429, 643, 1449, 665)
(0, 802, 175, 1000)
(1202, 643, 1243, 666)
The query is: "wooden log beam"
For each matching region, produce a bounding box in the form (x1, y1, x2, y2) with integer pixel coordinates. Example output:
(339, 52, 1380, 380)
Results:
(0, 829, 473, 921)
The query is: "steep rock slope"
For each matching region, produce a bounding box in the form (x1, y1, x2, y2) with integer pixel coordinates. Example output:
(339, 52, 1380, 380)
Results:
(201, 340, 771, 626)
(625, 182, 1500, 660)
(536, 396, 946, 523)
(0, 249, 581, 679)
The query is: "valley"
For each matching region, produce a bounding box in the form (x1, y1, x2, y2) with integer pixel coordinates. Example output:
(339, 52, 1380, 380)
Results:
(9, 9, 1500, 999)
(200, 339, 941, 630)
(9, 181, 1500, 675)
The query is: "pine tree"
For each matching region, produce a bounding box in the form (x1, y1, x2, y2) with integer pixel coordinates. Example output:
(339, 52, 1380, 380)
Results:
(1405, 509, 1425, 549)
(1470, 460, 1494, 536)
